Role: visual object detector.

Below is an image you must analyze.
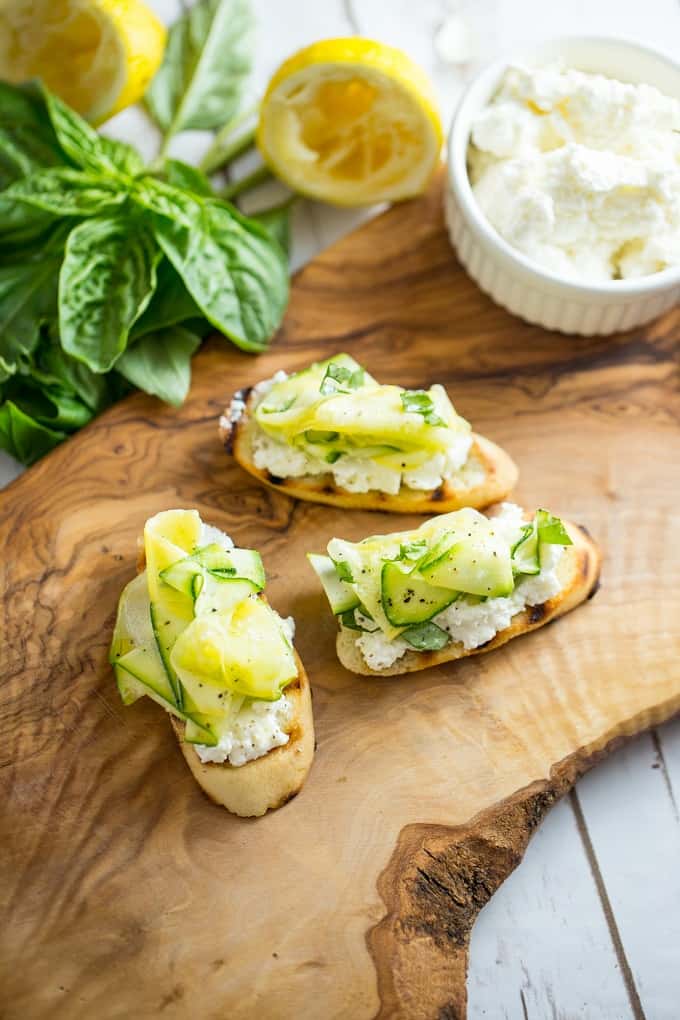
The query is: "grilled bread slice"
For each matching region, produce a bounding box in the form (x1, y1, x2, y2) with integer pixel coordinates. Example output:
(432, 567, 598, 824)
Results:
(135, 542, 314, 818)
(220, 386, 518, 514)
(335, 519, 601, 677)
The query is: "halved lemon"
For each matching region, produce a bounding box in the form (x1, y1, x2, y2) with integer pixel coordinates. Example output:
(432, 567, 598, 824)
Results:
(257, 38, 443, 206)
(0, 0, 166, 123)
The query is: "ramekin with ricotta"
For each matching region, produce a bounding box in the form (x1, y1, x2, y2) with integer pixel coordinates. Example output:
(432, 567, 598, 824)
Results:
(467, 63, 680, 283)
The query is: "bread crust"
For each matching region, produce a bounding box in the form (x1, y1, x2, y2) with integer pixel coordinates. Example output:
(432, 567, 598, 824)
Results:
(334, 517, 601, 677)
(220, 387, 518, 514)
(136, 545, 314, 817)
(170, 654, 315, 817)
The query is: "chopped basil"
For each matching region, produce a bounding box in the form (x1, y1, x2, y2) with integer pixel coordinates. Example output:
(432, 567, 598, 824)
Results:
(401, 621, 450, 650)
(340, 607, 377, 632)
(319, 361, 365, 396)
(536, 509, 572, 545)
(400, 389, 446, 427)
(326, 450, 342, 463)
(333, 559, 354, 583)
(398, 539, 428, 561)
(339, 609, 362, 631)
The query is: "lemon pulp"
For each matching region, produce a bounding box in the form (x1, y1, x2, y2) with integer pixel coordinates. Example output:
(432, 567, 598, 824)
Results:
(0, 0, 166, 122)
(258, 38, 443, 206)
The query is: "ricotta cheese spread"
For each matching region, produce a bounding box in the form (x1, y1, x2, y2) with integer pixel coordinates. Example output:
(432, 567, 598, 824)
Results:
(193, 521, 296, 767)
(468, 64, 680, 282)
(248, 372, 483, 495)
(194, 694, 295, 767)
(355, 503, 565, 670)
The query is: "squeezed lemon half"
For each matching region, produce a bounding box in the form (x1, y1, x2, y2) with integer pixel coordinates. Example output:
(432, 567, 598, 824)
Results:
(257, 38, 443, 206)
(0, 0, 166, 122)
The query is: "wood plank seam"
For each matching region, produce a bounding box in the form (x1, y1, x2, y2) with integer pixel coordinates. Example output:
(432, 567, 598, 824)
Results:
(569, 789, 646, 1020)
(650, 729, 680, 824)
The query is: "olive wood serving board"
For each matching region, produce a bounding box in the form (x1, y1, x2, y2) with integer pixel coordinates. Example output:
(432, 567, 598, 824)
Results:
(2, 171, 680, 1020)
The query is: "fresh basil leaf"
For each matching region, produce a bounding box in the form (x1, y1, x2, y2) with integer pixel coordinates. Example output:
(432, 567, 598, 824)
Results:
(0, 399, 66, 465)
(250, 200, 292, 257)
(0, 225, 66, 366)
(401, 621, 450, 651)
(326, 449, 342, 463)
(130, 257, 202, 340)
(320, 362, 365, 396)
(536, 509, 573, 546)
(97, 136, 144, 177)
(400, 389, 446, 427)
(0, 260, 58, 355)
(0, 355, 15, 383)
(28, 335, 111, 412)
(339, 609, 363, 631)
(161, 159, 214, 196)
(0, 197, 61, 247)
(3, 167, 127, 216)
(3, 376, 92, 431)
(136, 183, 288, 352)
(146, 0, 255, 136)
(42, 86, 137, 180)
(0, 81, 63, 188)
(116, 326, 201, 407)
(59, 215, 160, 372)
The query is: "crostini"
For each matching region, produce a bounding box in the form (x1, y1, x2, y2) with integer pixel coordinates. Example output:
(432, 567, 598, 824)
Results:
(220, 353, 518, 513)
(110, 509, 314, 817)
(309, 503, 600, 676)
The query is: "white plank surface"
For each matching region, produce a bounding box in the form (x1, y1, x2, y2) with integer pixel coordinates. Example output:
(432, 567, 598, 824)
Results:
(468, 798, 632, 1020)
(575, 734, 680, 1018)
(2, 1, 680, 1016)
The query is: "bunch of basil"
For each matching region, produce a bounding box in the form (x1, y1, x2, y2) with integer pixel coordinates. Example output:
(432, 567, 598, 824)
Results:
(0, 0, 289, 466)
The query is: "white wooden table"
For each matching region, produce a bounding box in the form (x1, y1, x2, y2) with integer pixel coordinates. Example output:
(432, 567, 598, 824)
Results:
(3, 2, 679, 1016)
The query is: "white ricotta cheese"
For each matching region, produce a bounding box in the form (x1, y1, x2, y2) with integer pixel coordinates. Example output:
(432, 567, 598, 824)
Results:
(252, 369, 288, 399)
(249, 371, 476, 495)
(281, 615, 296, 642)
(355, 503, 565, 669)
(468, 64, 680, 281)
(200, 523, 234, 550)
(194, 693, 295, 767)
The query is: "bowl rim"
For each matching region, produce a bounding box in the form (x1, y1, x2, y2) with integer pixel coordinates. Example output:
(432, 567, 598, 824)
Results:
(446, 34, 680, 298)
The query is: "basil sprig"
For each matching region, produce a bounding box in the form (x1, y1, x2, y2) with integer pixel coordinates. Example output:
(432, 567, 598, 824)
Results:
(145, 0, 254, 157)
(401, 621, 450, 651)
(0, 1, 293, 466)
(400, 389, 446, 427)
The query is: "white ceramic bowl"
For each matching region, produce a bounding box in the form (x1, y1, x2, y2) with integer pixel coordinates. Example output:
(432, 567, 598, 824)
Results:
(445, 36, 680, 335)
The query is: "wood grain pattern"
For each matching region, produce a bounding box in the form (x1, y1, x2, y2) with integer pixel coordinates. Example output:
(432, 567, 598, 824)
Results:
(2, 170, 680, 1019)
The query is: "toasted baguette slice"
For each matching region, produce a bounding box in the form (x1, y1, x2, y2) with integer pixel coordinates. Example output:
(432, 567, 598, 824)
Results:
(136, 545, 314, 818)
(220, 386, 518, 514)
(336, 519, 601, 677)
(170, 654, 314, 818)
